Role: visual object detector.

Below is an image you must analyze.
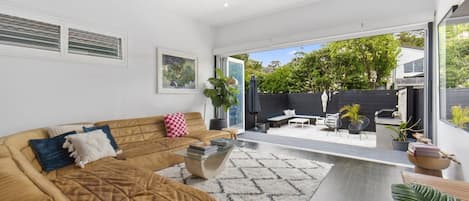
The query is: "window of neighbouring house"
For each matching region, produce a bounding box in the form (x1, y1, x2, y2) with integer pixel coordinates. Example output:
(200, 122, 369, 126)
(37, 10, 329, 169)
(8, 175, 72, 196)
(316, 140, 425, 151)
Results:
(404, 58, 424, 73)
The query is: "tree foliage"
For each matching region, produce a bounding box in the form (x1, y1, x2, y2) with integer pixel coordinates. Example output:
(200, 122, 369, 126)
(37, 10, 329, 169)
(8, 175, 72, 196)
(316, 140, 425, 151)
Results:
(396, 31, 425, 49)
(441, 23, 469, 88)
(231, 54, 264, 88)
(246, 33, 401, 93)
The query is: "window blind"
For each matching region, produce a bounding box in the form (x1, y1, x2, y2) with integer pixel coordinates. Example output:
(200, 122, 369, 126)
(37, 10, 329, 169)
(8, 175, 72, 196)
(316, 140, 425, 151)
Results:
(0, 13, 60, 51)
(68, 28, 122, 59)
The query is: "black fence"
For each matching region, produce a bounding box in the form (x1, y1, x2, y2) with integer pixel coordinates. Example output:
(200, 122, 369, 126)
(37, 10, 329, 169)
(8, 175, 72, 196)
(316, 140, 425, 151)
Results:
(246, 90, 398, 132)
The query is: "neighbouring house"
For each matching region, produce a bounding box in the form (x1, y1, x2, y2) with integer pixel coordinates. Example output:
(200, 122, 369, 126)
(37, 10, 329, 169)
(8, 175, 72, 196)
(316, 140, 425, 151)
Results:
(388, 47, 425, 89)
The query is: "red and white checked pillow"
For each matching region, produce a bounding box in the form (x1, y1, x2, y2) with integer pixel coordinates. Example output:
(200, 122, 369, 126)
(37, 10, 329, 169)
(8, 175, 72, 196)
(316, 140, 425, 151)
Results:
(164, 112, 189, 138)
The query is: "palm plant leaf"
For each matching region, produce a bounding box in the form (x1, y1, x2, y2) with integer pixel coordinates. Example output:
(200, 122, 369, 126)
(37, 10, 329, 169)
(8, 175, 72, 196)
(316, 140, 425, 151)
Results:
(391, 184, 459, 201)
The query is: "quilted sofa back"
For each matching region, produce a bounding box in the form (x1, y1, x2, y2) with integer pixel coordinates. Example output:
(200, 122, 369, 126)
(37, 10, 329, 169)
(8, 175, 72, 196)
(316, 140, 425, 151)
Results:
(94, 112, 207, 146)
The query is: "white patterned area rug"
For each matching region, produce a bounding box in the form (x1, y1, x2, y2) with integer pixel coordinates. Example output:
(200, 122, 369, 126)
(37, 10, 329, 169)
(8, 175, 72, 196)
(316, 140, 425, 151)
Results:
(156, 148, 334, 201)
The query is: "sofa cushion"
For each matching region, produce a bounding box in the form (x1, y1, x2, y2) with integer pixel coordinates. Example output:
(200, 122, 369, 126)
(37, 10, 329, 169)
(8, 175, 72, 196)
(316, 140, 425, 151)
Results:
(121, 137, 198, 158)
(94, 112, 208, 146)
(47, 124, 93, 137)
(186, 130, 231, 143)
(53, 159, 215, 201)
(29, 131, 77, 172)
(164, 112, 189, 138)
(83, 125, 119, 151)
(63, 130, 116, 168)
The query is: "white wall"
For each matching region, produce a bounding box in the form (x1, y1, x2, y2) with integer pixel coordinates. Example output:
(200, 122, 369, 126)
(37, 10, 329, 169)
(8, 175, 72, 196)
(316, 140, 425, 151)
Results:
(434, 0, 469, 181)
(214, 0, 434, 55)
(0, 0, 214, 135)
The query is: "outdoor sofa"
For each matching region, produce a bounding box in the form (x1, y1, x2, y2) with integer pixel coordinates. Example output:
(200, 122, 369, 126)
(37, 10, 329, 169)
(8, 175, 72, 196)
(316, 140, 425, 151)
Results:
(267, 113, 323, 127)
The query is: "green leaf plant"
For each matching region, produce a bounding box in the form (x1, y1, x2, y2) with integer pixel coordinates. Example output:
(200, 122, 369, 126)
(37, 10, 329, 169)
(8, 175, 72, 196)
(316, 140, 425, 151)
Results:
(203, 69, 240, 113)
(391, 183, 459, 201)
(450, 105, 469, 129)
(385, 117, 422, 142)
(339, 104, 363, 125)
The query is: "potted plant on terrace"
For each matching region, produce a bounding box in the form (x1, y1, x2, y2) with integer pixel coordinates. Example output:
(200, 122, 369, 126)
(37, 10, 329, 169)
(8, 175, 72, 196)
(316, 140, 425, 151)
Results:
(340, 104, 367, 134)
(386, 118, 421, 151)
(451, 105, 469, 130)
(203, 69, 239, 130)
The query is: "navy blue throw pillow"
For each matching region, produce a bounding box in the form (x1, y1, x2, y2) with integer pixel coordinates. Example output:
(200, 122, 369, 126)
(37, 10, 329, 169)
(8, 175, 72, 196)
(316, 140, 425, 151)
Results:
(29, 131, 77, 172)
(83, 125, 119, 151)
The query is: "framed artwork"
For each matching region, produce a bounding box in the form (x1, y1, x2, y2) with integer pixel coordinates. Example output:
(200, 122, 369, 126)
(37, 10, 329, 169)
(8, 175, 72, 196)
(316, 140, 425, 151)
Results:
(157, 48, 198, 93)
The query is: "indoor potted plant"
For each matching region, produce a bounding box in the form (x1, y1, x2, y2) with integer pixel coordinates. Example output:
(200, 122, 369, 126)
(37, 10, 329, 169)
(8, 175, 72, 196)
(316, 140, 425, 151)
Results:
(386, 118, 421, 151)
(203, 69, 239, 130)
(340, 104, 366, 134)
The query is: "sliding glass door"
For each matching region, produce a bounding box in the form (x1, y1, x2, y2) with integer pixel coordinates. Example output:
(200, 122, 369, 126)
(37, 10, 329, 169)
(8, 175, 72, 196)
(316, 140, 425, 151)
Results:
(226, 57, 245, 132)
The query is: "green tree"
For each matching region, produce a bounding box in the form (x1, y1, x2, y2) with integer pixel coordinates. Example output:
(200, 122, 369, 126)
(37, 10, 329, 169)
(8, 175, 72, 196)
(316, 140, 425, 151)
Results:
(328, 34, 400, 88)
(231, 54, 265, 88)
(258, 65, 295, 93)
(443, 23, 469, 88)
(237, 33, 401, 93)
(396, 31, 425, 48)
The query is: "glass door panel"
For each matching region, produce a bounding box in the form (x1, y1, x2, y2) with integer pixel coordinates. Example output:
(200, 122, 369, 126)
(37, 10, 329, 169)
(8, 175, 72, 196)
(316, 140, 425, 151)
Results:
(227, 57, 245, 131)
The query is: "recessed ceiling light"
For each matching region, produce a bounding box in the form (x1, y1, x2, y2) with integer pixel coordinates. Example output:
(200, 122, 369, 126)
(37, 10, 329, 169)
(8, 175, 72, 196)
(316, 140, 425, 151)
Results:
(224, 2, 229, 7)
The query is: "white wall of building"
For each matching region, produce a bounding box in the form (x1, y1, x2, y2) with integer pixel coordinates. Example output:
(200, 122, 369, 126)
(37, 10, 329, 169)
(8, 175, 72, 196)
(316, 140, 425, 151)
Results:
(395, 48, 425, 79)
(0, 0, 214, 135)
(435, 0, 469, 181)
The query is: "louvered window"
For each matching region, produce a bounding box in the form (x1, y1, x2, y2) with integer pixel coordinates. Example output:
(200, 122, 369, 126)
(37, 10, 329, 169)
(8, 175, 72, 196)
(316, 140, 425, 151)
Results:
(0, 13, 60, 51)
(68, 28, 122, 59)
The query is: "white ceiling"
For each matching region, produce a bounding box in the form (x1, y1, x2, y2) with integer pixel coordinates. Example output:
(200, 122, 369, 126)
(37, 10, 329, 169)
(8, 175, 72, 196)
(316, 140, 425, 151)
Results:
(156, 0, 321, 26)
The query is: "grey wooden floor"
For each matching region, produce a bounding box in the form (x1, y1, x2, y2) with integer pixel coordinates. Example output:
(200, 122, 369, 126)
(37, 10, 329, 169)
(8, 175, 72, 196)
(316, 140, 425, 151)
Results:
(239, 140, 410, 201)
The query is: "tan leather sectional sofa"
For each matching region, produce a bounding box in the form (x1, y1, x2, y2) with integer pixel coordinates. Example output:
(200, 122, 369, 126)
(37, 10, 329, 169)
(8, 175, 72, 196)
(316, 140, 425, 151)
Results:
(0, 112, 231, 201)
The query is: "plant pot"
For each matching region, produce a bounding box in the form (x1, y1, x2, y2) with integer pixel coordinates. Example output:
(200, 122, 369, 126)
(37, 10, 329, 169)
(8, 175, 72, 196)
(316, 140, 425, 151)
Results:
(392, 140, 410, 151)
(348, 129, 361, 134)
(348, 122, 362, 134)
(209, 119, 227, 130)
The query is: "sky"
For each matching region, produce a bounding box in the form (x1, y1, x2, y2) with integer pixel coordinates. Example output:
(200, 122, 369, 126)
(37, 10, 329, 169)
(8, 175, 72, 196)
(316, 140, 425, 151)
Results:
(250, 43, 323, 67)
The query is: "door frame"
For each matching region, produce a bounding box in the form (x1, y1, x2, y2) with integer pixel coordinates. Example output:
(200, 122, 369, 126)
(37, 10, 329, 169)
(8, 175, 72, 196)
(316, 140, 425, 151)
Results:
(226, 57, 245, 133)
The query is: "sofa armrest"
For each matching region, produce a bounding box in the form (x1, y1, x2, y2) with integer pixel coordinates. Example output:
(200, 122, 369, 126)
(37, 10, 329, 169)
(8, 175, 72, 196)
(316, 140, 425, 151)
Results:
(0, 157, 52, 201)
(401, 171, 469, 200)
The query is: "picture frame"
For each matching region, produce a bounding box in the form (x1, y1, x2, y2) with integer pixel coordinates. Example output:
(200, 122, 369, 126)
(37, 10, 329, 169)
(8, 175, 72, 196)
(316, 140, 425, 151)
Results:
(156, 48, 198, 94)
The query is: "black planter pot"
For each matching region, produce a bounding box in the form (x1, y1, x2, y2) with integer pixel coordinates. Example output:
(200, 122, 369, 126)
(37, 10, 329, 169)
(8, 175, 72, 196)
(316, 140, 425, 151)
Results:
(392, 140, 410, 151)
(209, 119, 227, 130)
(348, 123, 361, 134)
(348, 129, 361, 134)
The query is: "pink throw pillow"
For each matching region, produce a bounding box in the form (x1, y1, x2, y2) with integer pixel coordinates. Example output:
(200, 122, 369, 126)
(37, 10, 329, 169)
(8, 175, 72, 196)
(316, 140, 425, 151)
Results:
(164, 112, 189, 138)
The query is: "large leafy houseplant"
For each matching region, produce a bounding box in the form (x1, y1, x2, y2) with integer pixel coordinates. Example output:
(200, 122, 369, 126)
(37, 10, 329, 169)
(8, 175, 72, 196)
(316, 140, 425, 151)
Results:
(203, 69, 239, 129)
(450, 105, 469, 129)
(391, 183, 459, 201)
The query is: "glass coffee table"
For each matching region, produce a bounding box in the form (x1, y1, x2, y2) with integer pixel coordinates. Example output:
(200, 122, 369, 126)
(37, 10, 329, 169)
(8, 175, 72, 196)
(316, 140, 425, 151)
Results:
(175, 142, 235, 179)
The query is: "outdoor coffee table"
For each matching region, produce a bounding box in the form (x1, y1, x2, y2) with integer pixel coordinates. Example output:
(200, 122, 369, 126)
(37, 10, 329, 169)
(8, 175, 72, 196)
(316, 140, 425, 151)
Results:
(288, 118, 310, 128)
(175, 142, 234, 179)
